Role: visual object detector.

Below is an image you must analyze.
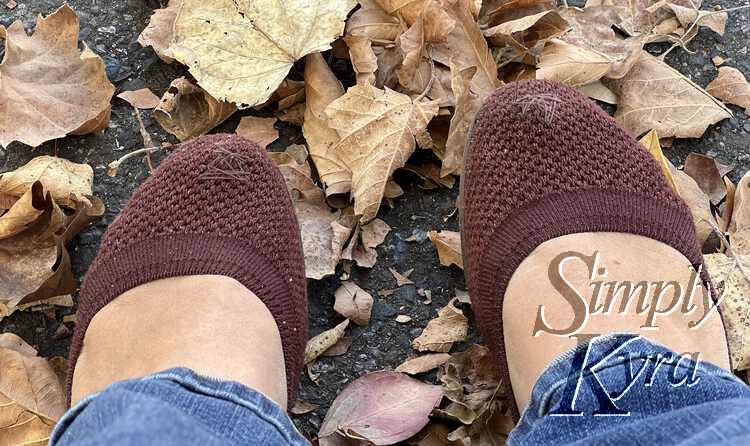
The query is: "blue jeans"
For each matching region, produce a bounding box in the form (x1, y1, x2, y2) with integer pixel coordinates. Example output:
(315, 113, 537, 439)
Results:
(52, 335, 750, 445)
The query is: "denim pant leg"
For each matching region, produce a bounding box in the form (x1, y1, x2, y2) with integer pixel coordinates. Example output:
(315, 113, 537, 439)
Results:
(509, 334, 750, 445)
(51, 368, 309, 446)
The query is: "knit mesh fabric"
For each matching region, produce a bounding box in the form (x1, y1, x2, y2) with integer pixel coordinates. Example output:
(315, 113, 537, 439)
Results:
(461, 80, 707, 418)
(68, 134, 307, 404)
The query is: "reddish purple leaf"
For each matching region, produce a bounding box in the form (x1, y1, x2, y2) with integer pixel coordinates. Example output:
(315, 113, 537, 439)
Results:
(319, 371, 444, 445)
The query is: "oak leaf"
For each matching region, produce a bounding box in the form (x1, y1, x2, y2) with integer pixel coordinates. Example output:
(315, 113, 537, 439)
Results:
(0, 5, 115, 148)
(325, 84, 438, 222)
(605, 52, 731, 138)
(168, 0, 357, 108)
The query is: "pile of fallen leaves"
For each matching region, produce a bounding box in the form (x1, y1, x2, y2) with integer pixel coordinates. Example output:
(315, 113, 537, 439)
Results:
(3, 0, 750, 444)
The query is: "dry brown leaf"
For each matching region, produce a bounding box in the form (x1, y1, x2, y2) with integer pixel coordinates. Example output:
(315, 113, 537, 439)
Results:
(729, 172, 750, 255)
(442, 64, 487, 177)
(395, 353, 451, 374)
(0, 5, 115, 148)
(319, 371, 443, 445)
(704, 253, 750, 370)
(390, 267, 415, 286)
(712, 56, 726, 67)
(235, 116, 279, 148)
(334, 282, 374, 326)
(479, 0, 555, 27)
(303, 53, 351, 196)
(683, 153, 732, 205)
(304, 319, 350, 364)
(277, 103, 306, 126)
(435, 344, 503, 425)
(673, 163, 717, 245)
(413, 298, 468, 352)
(168, 0, 357, 108)
(342, 218, 391, 268)
(605, 52, 731, 138)
(397, 12, 432, 94)
(483, 9, 568, 54)
(428, 230, 463, 269)
(429, 0, 500, 95)
(290, 400, 319, 415)
(154, 77, 237, 142)
(0, 333, 66, 446)
(117, 88, 161, 109)
(537, 39, 612, 87)
(138, 0, 179, 63)
(0, 156, 93, 209)
(345, 35, 379, 86)
(325, 84, 439, 222)
(346, 0, 403, 42)
(577, 80, 618, 104)
(707, 66, 750, 113)
(558, 6, 645, 79)
(667, 4, 727, 36)
(322, 336, 353, 357)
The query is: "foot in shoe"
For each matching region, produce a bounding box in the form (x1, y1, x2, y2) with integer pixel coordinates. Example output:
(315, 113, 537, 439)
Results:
(69, 134, 307, 407)
(460, 80, 729, 417)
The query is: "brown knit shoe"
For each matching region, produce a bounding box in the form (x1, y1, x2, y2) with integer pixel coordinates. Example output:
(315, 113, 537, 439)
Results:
(460, 80, 709, 418)
(68, 134, 307, 404)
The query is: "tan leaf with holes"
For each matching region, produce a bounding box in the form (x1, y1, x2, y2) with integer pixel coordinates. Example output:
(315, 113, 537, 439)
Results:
(0, 5, 115, 148)
(168, 0, 357, 108)
(325, 84, 438, 222)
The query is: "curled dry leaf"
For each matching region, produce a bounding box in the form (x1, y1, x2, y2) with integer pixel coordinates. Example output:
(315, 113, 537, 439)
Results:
(325, 84, 439, 222)
(639, 130, 678, 193)
(413, 298, 468, 353)
(606, 52, 731, 139)
(138, 0, 179, 63)
(0, 156, 93, 209)
(342, 218, 391, 268)
(395, 353, 451, 374)
(707, 66, 750, 113)
(396, 10, 432, 95)
(0, 5, 115, 148)
(322, 336, 353, 357)
(168, 0, 357, 108)
(0, 333, 66, 445)
(704, 253, 750, 370)
(429, 0, 499, 95)
(345, 35, 379, 86)
(290, 400, 319, 415)
(346, 0, 403, 42)
(303, 53, 351, 196)
(117, 88, 162, 109)
(436, 344, 503, 425)
(334, 282, 374, 326)
(683, 153, 732, 205)
(428, 230, 463, 269)
(442, 64, 487, 177)
(304, 319, 350, 364)
(235, 116, 279, 148)
(483, 9, 568, 55)
(154, 77, 237, 142)
(479, 0, 555, 27)
(319, 371, 443, 446)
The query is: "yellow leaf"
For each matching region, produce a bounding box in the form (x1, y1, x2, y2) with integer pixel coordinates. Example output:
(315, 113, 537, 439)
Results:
(168, 0, 357, 108)
(325, 84, 438, 222)
(638, 130, 677, 193)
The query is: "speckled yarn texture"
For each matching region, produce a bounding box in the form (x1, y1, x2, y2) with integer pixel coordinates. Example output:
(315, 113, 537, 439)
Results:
(68, 134, 307, 405)
(461, 80, 708, 418)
